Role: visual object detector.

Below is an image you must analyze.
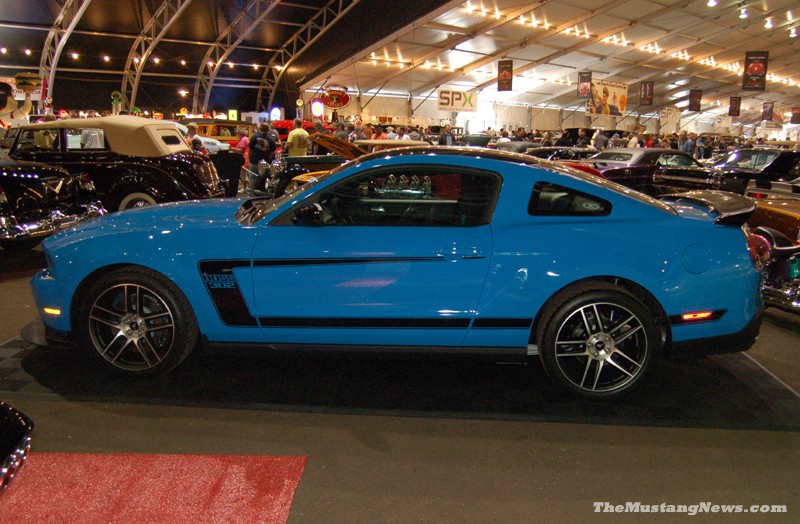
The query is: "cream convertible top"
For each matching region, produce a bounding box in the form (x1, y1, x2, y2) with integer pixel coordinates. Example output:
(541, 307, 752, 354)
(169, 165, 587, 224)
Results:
(20, 116, 191, 157)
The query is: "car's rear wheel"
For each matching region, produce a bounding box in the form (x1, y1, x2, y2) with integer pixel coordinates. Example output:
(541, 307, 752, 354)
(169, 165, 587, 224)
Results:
(77, 267, 198, 377)
(118, 192, 157, 211)
(537, 282, 657, 398)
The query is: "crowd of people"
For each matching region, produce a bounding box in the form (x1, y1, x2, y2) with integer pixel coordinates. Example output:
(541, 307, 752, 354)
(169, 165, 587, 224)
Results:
(483, 126, 758, 159)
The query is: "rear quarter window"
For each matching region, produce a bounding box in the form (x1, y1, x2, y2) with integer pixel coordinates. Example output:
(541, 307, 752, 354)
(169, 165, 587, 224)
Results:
(528, 181, 611, 216)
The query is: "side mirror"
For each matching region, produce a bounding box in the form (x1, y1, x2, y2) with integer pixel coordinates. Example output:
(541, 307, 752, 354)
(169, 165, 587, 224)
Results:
(293, 202, 323, 226)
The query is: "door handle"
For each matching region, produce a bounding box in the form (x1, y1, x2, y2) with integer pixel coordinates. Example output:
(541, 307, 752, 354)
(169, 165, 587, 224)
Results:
(435, 246, 484, 261)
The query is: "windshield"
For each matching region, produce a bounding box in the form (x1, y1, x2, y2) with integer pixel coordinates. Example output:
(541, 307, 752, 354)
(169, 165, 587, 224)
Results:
(716, 149, 779, 170)
(589, 151, 633, 162)
(234, 165, 344, 225)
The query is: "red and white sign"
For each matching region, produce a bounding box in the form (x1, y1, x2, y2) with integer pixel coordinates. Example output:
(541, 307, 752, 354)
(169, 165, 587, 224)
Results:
(320, 85, 351, 109)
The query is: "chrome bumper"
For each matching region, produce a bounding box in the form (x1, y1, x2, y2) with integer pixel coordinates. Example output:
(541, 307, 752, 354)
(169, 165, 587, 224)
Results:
(763, 283, 800, 314)
(0, 203, 105, 242)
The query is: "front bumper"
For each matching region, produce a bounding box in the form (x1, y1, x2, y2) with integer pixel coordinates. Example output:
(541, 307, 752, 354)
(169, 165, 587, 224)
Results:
(668, 307, 763, 358)
(0, 203, 105, 242)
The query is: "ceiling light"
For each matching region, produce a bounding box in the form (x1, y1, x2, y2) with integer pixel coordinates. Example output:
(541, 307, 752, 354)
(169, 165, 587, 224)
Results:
(707, 0, 717, 6)
(180, 59, 186, 66)
(739, 7, 748, 19)
(791, 27, 798, 38)
(765, 18, 773, 29)
(24, 49, 31, 56)
(71, 52, 79, 59)
(103, 55, 109, 62)
(153, 57, 160, 64)
(0, 48, 6, 54)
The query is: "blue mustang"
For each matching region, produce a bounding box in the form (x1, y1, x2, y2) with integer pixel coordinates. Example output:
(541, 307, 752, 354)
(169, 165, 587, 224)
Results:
(27, 147, 764, 398)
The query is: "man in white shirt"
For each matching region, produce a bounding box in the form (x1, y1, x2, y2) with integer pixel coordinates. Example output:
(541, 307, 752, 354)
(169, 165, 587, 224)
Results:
(627, 131, 641, 148)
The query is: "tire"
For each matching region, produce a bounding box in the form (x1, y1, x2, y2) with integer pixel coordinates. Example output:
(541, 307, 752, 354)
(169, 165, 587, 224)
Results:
(0, 238, 43, 251)
(118, 192, 157, 211)
(537, 282, 657, 398)
(76, 266, 199, 377)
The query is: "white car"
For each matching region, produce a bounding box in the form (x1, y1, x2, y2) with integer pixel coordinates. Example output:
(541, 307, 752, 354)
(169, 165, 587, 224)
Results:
(174, 122, 230, 154)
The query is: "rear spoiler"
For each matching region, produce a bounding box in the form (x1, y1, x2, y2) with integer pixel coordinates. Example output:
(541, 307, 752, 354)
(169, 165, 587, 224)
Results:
(659, 190, 756, 226)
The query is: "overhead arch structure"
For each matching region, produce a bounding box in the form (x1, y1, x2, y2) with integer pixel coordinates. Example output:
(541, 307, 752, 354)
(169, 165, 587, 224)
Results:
(120, 0, 195, 111)
(38, 0, 94, 101)
(255, 0, 361, 112)
(192, 0, 282, 114)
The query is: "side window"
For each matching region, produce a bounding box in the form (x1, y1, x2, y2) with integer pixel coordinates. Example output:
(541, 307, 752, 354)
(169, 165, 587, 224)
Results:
(528, 181, 611, 216)
(785, 157, 800, 179)
(14, 129, 59, 151)
(66, 128, 106, 150)
(310, 167, 500, 226)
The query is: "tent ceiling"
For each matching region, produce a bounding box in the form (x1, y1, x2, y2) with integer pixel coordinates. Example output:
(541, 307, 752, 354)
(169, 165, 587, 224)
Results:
(0, 0, 798, 122)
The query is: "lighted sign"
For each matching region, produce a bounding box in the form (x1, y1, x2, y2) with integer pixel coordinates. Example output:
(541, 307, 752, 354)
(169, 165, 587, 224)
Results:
(269, 107, 282, 121)
(227, 109, 238, 121)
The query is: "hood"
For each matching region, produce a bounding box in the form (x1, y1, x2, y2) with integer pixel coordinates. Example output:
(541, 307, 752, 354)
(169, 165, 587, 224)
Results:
(43, 197, 244, 249)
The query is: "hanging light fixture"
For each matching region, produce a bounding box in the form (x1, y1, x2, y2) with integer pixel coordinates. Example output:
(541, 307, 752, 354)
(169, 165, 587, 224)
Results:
(791, 27, 798, 38)
(706, 0, 717, 6)
(739, 4, 748, 19)
(764, 17, 773, 29)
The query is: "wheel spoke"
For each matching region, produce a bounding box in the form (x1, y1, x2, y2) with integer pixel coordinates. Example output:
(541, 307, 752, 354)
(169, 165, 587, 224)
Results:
(612, 348, 643, 369)
(591, 304, 604, 333)
(579, 307, 594, 335)
(606, 355, 635, 378)
(91, 305, 123, 324)
(591, 360, 604, 390)
(612, 324, 643, 345)
(136, 338, 155, 367)
(607, 314, 636, 336)
(579, 358, 593, 389)
(90, 313, 121, 329)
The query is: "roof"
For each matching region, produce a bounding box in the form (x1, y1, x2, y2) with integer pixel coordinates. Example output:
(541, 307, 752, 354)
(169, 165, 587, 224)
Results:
(21, 116, 191, 157)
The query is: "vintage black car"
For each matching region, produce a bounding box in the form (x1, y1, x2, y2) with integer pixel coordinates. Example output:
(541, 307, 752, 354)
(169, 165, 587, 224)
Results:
(711, 148, 800, 194)
(1, 401, 33, 489)
(1, 158, 105, 250)
(8, 116, 225, 211)
(579, 148, 715, 196)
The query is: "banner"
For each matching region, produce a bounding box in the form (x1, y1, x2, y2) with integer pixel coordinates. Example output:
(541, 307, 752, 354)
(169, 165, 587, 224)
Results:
(761, 102, 774, 121)
(728, 96, 741, 117)
(742, 51, 769, 91)
(659, 106, 681, 124)
(586, 79, 628, 116)
(792, 108, 800, 125)
(639, 81, 654, 106)
(577, 72, 592, 98)
(688, 90, 702, 112)
(437, 89, 478, 112)
(497, 60, 513, 92)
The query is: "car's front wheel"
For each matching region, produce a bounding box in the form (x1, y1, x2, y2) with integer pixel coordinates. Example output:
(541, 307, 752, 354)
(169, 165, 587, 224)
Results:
(537, 282, 657, 398)
(76, 267, 198, 376)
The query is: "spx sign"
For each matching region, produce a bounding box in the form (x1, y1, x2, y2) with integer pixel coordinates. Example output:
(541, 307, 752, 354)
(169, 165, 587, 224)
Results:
(438, 89, 478, 112)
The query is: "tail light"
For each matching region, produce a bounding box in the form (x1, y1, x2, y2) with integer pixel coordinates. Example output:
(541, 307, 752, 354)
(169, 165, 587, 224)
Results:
(78, 173, 96, 191)
(746, 231, 771, 270)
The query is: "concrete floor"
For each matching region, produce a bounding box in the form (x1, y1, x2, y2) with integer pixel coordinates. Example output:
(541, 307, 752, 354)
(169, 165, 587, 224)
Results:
(2, 247, 799, 522)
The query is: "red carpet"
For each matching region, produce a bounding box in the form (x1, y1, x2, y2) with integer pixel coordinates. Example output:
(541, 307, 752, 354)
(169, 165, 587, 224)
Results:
(0, 452, 307, 523)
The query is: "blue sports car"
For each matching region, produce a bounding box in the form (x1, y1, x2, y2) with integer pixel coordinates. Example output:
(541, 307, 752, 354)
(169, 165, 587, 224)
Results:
(26, 147, 765, 398)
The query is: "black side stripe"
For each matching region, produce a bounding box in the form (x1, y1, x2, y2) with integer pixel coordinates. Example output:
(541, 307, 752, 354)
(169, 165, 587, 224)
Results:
(472, 318, 532, 329)
(253, 256, 445, 267)
(259, 317, 471, 328)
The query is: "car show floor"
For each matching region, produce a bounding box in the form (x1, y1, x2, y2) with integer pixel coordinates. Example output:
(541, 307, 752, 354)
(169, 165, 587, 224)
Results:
(1, 248, 799, 522)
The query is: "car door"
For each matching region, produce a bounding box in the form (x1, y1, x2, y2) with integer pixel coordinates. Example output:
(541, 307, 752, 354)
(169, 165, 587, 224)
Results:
(247, 164, 500, 347)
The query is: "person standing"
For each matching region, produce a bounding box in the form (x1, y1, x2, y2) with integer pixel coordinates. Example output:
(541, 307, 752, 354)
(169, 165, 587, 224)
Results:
(285, 118, 310, 157)
(627, 131, 641, 148)
(593, 130, 609, 150)
(439, 124, 455, 146)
